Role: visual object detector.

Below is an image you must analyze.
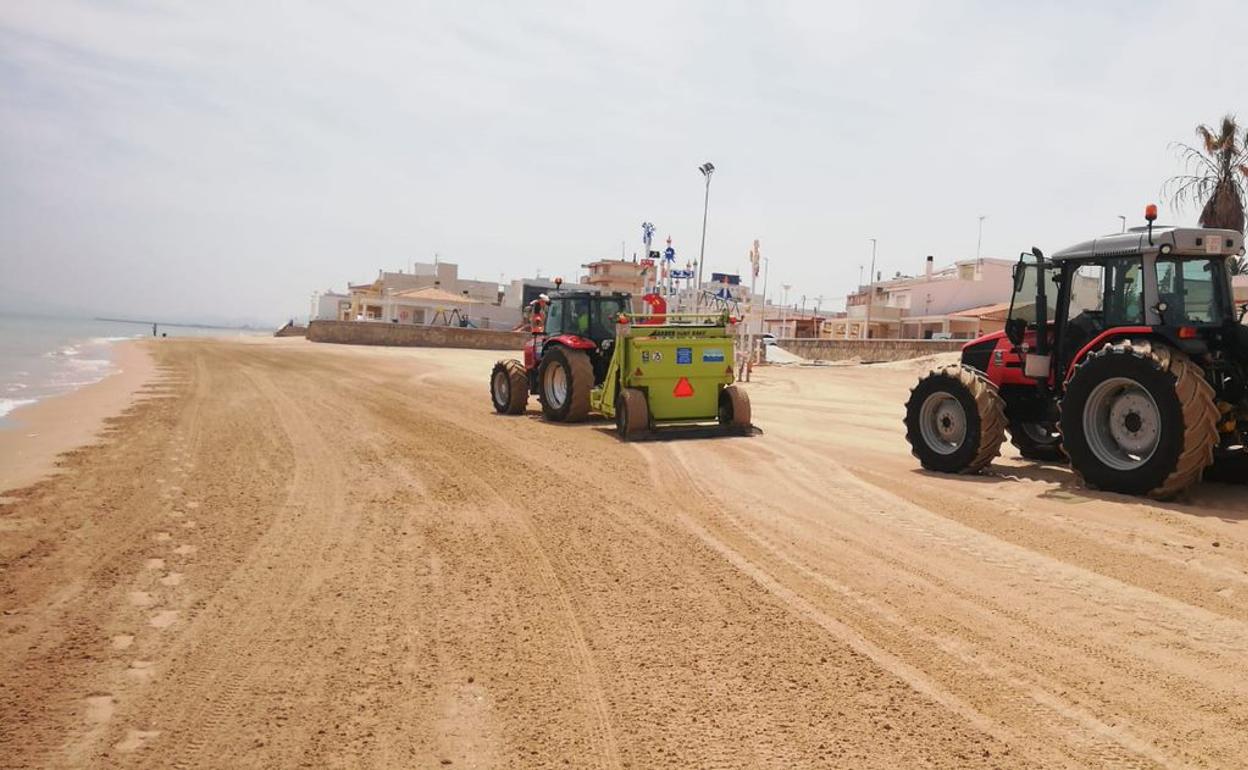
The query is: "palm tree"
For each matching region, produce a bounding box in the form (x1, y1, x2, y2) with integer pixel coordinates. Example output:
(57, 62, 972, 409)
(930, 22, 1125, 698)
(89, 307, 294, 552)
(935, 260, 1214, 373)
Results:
(1166, 115, 1248, 233)
(1231, 255, 1248, 276)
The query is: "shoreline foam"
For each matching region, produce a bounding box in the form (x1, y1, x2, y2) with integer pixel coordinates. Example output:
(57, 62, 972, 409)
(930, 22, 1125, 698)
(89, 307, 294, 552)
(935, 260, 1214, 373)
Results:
(0, 339, 156, 494)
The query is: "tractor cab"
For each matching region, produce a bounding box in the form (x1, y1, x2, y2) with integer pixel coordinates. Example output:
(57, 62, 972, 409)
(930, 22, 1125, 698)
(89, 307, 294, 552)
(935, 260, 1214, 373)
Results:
(1003, 213, 1245, 383)
(907, 205, 1248, 499)
(541, 291, 631, 344)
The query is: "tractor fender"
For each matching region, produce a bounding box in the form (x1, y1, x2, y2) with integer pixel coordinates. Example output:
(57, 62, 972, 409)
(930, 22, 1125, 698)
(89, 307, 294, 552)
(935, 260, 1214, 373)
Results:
(546, 334, 596, 351)
(1064, 327, 1155, 382)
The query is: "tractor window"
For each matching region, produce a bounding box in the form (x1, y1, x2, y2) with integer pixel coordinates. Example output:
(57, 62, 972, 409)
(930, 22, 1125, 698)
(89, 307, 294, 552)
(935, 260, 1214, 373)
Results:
(1068, 264, 1104, 317)
(566, 297, 591, 336)
(545, 299, 563, 335)
(1104, 258, 1144, 325)
(1067, 258, 1144, 325)
(590, 298, 625, 339)
(1155, 258, 1224, 324)
(1007, 257, 1057, 323)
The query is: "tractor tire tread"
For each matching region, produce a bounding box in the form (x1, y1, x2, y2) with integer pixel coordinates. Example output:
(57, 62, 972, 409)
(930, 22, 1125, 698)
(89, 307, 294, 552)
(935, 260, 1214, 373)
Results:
(905, 365, 1006, 474)
(1061, 339, 1218, 499)
(564, 348, 593, 422)
(493, 359, 528, 415)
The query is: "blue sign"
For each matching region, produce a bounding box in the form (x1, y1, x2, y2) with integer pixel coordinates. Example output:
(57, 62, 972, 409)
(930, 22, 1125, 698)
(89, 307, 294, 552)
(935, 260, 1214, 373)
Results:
(676, 347, 692, 365)
(670, 269, 694, 279)
(664, 246, 676, 262)
(702, 348, 725, 363)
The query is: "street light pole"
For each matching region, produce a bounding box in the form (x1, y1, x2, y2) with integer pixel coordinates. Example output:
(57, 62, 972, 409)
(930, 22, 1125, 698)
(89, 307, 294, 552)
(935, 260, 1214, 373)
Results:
(761, 256, 770, 314)
(781, 283, 791, 337)
(865, 238, 877, 340)
(696, 162, 715, 309)
(976, 215, 987, 268)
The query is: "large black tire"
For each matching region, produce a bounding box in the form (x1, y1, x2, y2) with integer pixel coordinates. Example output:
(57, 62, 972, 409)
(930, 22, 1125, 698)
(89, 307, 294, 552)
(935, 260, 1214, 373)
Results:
(538, 346, 593, 422)
(904, 365, 1007, 474)
(718, 385, 751, 432)
(490, 359, 529, 415)
(1009, 420, 1064, 461)
(616, 387, 649, 440)
(1059, 339, 1218, 499)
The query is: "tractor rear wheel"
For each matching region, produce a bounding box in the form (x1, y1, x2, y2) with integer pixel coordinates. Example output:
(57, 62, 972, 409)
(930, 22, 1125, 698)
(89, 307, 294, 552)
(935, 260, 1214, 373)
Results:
(616, 387, 649, 440)
(1060, 339, 1218, 499)
(904, 365, 1006, 474)
(538, 346, 592, 422)
(1009, 420, 1064, 461)
(490, 359, 529, 415)
(719, 385, 751, 432)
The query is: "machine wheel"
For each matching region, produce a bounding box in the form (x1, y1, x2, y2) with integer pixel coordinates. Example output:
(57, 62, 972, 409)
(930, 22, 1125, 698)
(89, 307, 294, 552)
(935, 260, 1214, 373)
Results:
(718, 385, 752, 432)
(616, 387, 649, 440)
(489, 359, 529, 415)
(1059, 339, 1218, 499)
(538, 346, 592, 422)
(1009, 420, 1064, 461)
(904, 365, 1007, 474)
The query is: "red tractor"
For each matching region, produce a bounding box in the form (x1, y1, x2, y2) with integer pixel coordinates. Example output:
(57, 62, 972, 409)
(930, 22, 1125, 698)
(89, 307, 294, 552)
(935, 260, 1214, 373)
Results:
(904, 207, 1248, 498)
(489, 285, 631, 421)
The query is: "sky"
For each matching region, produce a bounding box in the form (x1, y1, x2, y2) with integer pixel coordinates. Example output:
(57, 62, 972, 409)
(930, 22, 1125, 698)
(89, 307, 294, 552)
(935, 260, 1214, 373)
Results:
(1, 1, 1246, 326)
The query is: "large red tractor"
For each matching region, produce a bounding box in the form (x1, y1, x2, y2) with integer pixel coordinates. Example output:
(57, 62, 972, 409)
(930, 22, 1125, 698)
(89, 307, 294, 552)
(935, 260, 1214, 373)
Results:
(905, 207, 1248, 498)
(489, 286, 631, 421)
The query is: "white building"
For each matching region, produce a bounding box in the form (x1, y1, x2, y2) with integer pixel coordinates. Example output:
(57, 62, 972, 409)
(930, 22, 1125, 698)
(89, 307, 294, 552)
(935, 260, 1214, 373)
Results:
(824, 257, 1016, 340)
(314, 260, 521, 329)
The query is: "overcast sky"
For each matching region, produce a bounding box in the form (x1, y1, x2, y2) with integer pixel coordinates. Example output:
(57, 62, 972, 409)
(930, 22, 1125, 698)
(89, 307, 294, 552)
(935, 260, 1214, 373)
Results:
(2, 1, 1245, 324)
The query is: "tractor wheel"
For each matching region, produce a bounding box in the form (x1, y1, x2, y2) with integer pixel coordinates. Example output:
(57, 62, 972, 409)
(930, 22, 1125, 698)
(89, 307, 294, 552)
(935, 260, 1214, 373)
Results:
(719, 385, 752, 432)
(904, 365, 1007, 474)
(1059, 339, 1218, 499)
(490, 359, 529, 415)
(538, 346, 592, 422)
(616, 387, 649, 440)
(1009, 420, 1064, 461)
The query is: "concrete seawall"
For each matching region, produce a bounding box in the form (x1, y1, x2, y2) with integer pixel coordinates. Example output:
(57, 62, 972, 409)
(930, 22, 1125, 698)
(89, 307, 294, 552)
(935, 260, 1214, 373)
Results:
(775, 338, 963, 362)
(307, 320, 527, 350)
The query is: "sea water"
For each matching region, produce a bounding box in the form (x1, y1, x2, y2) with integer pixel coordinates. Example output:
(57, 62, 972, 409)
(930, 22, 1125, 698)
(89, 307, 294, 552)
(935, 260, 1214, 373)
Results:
(0, 314, 261, 427)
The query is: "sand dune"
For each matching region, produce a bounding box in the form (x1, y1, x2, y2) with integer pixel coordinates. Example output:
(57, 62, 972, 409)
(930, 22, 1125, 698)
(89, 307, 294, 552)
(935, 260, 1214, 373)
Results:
(1, 337, 1245, 768)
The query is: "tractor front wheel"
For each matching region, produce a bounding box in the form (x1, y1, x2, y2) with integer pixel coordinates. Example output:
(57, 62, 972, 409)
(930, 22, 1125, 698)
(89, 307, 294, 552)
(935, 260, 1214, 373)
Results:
(719, 385, 752, 433)
(904, 365, 1006, 474)
(1009, 420, 1064, 461)
(1060, 339, 1218, 499)
(490, 359, 529, 415)
(538, 346, 593, 422)
(617, 388, 649, 440)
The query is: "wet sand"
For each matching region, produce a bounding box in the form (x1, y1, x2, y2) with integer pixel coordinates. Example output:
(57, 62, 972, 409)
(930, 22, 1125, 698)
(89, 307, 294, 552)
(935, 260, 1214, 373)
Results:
(0, 341, 155, 495)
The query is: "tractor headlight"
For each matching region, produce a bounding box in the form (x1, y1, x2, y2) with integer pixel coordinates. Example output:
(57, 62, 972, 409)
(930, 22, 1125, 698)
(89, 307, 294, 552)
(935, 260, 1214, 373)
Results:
(1159, 244, 1173, 255)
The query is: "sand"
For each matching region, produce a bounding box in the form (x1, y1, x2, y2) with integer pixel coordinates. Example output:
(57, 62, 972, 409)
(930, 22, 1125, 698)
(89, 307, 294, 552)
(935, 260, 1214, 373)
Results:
(0, 340, 156, 495)
(1, 336, 1246, 768)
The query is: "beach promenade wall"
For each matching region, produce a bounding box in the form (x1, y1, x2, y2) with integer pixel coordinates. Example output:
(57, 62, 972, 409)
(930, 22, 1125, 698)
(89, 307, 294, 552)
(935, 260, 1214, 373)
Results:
(775, 338, 963, 362)
(307, 320, 526, 350)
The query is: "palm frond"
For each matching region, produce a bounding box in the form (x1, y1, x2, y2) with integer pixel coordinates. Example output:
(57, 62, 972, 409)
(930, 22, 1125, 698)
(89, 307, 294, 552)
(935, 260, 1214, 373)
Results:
(1197, 124, 1218, 153)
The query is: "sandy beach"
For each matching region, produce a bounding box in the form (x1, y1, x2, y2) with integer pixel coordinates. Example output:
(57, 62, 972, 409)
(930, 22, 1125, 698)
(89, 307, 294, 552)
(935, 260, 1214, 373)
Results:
(2, 337, 1247, 768)
(0, 341, 156, 495)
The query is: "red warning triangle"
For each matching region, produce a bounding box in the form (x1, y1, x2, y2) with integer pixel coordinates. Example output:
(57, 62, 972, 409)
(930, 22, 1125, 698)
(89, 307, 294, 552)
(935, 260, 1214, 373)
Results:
(673, 377, 694, 398)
